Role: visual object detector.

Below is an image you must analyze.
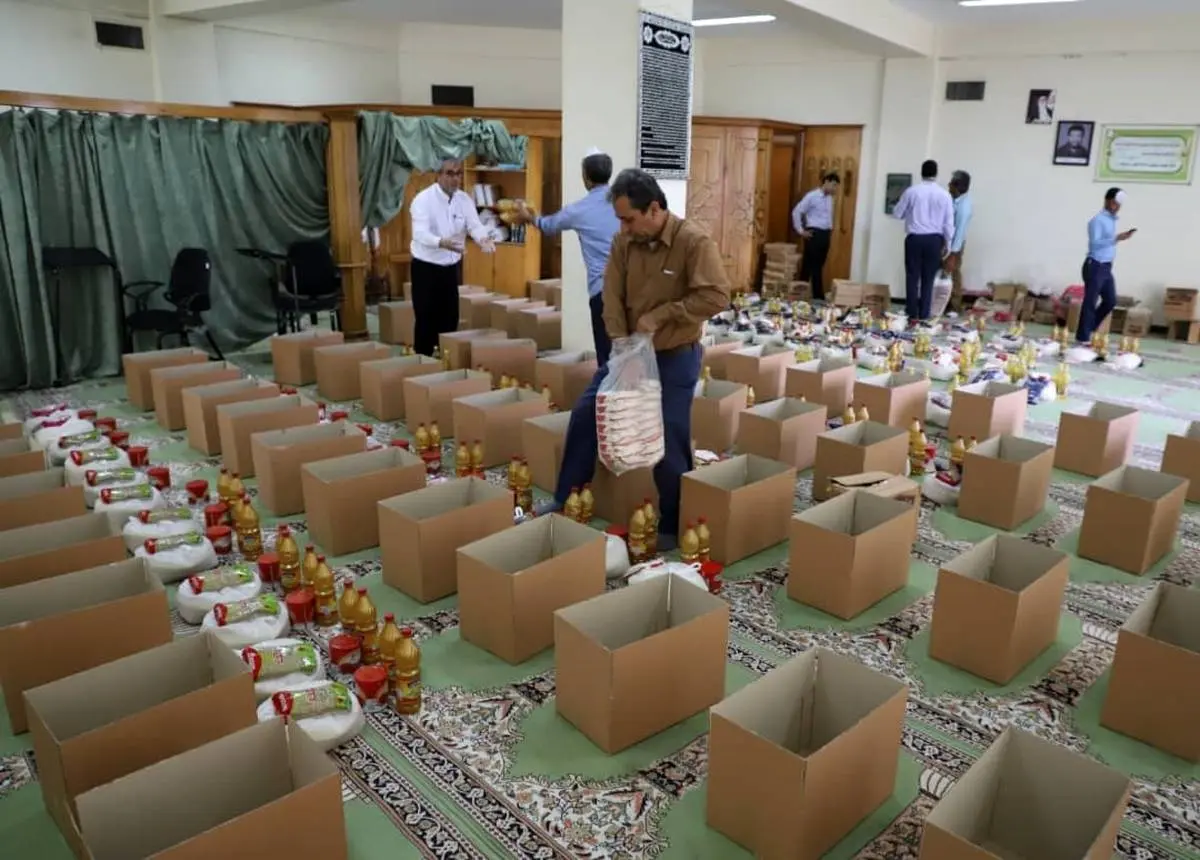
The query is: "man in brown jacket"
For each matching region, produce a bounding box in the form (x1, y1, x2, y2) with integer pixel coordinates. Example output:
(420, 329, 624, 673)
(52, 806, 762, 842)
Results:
(535, 168, 731, 549)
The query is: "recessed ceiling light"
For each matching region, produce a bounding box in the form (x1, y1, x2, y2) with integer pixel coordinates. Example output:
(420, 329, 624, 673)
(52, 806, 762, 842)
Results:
(959, 0, 1081, 6)
(692, 14, 776, 27)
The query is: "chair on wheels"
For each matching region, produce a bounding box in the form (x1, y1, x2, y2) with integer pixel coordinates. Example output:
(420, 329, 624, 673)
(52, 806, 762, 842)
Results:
(275, 241, 342, 335)
(123, 247, 224, 359)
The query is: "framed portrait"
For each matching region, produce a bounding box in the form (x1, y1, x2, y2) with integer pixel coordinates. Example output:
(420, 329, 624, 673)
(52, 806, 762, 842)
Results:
(1026, 89, 1056, 125)
(1053, 121, 1095, 166)
(884, 173, 912, 215)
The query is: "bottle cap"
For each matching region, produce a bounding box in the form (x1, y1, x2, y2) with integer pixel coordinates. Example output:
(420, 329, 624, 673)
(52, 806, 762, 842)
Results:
(384, 613, 395, 622)
(357, 587, 367, 596)
(318, 554, 326, 562)
(401, 627, 414, 637)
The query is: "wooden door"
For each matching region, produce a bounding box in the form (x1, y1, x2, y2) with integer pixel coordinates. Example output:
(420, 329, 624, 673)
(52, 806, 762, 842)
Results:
(766, 132, 800, 244)
(719, 126, 762, 292)
(377, 171, 438, 297)
(687, 125, 727, 273)
(797, 126, 862, 282)
(541, 136, 562, 280)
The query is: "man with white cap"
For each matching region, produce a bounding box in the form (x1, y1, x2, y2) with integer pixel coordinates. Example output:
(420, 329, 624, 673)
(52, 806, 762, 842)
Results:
(1078, 187, 1136, 348)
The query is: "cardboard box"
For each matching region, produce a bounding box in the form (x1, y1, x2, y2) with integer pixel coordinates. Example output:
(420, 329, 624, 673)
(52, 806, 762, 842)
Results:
(1160, 420, 1200, 503)
(853, 371, 931, 428)
(0, 468, 87, 531)
(522, 412, 571, 492)
(0, 437, 47, 479)
(0, 423, 21, 441)
(919, 727, 1129, 860)
(1100, 583, 1200, 762)
(701, 334, 745, 380)
(489, 299, 542, 337)
(250, 422, 367, 516)
(829, 472, 920, 505)
(269, 330, 345, 387)
(26, 633, 256, 856)
(947, 381, 1027, 442)
(301, 447, 426, 556)
(725, 343, 795, 401)
(591, 463, 657, 525)
(216, 395, 319, 478)
(1077, 466, 1187, 575)
(1163, 286, 1198, 322)
(1053, 401, 1138, 477)
(471, 337, 539, 388)
(528, 277, 561, 304)
(122, 348, 210, 411)
(958, 435, 1055, 530)
(535, 351, 598, 410)
(403, 370, 493, 436)
(359, 354, 444, 422)
(861, 282, 891, 316)
(692, 379, 747, 453)
(679, 455, 797, 564)
(785, 356, 856, 415)
(459, 515, 606, 663)
(517, 307, 562, 351)
(812, 421, 908, 502)
(788, 491, 917, 620)
(707, 648, 907, 859)
(0, 559, 171, 735)
(440, 328, 507, 371)
(554, 574, 729, 753)
(181, 379, 281, 456)
(380, 477, 513, 603)
(75, 719, 346, 860)
(0, 513, 126, 591)
(1123, 306, 1152, 337)
(830, 280, 864, 307)
(736, 398, 828, 469)
(452, 389, 550, 469)
(928, 535, 1069, 684)
(378, 301, 415, 345)
(460, 291, 500, 329)
(150, 361, 242, 431)
(1066, 300, 1112, 337)
(313, 341, 392, 402)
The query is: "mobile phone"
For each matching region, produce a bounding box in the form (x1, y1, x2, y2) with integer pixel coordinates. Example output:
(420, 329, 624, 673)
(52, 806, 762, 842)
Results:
(1128, 227, 1138, 233)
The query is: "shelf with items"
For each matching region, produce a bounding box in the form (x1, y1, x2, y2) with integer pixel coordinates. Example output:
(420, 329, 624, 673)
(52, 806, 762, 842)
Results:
(462, 138, 543, 298)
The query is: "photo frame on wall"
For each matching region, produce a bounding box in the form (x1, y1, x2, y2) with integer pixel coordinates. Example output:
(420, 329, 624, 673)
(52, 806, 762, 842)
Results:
(1026, 89, 1056, 125)
(884, 173, 912, 214)
(1053, 121, 1095, 166)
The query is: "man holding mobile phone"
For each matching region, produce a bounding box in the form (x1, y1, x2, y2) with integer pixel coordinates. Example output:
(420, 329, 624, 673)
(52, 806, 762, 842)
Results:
(1078, 187, 1136, 351)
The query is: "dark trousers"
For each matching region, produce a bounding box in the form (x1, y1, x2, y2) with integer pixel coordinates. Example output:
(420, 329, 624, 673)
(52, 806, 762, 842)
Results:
(590, 293, 612, 367)
(1078, 258, 1117, 343)
(904, 233, 944, 320)
(554, 342, 701, 537)
(800, 229, 832, 301)
(411, 257, 461, 356)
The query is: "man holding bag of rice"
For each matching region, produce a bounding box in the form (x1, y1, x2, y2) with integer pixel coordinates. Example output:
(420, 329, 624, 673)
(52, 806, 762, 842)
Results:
(534, 168, 730, 550)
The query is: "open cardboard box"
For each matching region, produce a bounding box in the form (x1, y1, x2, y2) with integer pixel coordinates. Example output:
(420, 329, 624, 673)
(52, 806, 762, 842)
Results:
(522, 412, 571, 492)
(216, 395, 319, 477)
(269, 329, 345, 386)
(919, 727, 1129, 860)
(360, 354, 444, 422)
(853, 370, 931, 428)
(692, 379, 747, 453)
(591, 462, 657, 525)
(0, 558, 171, 735)
(75, 718, 346, 860)
(725, 343, 795, 401)
(948, 381, 1027, 442)
(403, 370, 493, 435)
(788, 491, 916, 620)
(181, 379, 281, 456)
(0, 437, 47, 478)
(1078, 466, 1187, 575)
(1159, 419, 1200, 503)
(701, 334, 745, 380)
(535, 351, 598, 410)
(812, 421, 907, 502)
(785, 356, 856, 415)
(469, 337, 538, 388)
(301, 447, 426, 556)
(150, 361, 241, 431)
(1053, 401, 1139, 477)
(736, 398, 828, 469)
(554, 574, 729, 753)
(250, 422, 367, 516)
(1100, 582, 1200, 762)
(928, 535, 1069, 684)
(26, 632, 256, 856)
(0, 468, 87, 531)
(0, 513, 126, 591)
(313, 341, 392, 402)
(440, 328, 507, 370)
(490, 300, 545, 338)
(0, 423, 21, 441)
(957, 435, 1054, 530)
(517, 307, 562, 351)
(459, 291, 500, 329)
(529, 277, 561, 305)
(380, 477, 513, 603)
(459, 514, 606, 663)
(122, 348, 211, 411)
(707, 648, 907, 859)
(378, 300, 415, 345)
(679, 455, 796, 565)
(453, 389, 549, 469)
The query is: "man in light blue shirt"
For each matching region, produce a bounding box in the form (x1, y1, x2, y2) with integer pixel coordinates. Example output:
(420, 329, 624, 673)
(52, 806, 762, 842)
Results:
(791, 171, 839, 301)
(892, 160, 955, 321)
(945, 170, 972, 312)
(517, 152, 620, 365)
(1079, 187, 1136, 346)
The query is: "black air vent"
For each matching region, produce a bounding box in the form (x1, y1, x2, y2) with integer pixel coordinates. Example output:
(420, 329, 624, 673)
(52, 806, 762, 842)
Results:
(95, 20, 145, 50)
(945, 81, 985, 101)
(432, 85, 474, 108)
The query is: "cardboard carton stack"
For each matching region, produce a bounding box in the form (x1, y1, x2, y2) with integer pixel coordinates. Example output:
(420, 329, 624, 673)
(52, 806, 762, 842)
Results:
(761, 243, 800, 298)
(1164, 286, 1198, 344)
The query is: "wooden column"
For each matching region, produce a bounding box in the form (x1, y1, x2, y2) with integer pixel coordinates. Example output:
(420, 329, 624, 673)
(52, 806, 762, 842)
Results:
(325, 111, 369, 340)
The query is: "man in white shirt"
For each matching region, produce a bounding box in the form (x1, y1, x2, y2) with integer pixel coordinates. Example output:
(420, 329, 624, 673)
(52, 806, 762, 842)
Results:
(892, 160, 954, 322)
(791, 171, 839, 301)
(409, 159, 495, 355)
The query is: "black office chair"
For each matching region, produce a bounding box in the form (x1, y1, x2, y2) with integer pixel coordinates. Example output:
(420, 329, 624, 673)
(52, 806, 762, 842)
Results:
(276, 241, 342, 334)
(123, 248, 224, 359)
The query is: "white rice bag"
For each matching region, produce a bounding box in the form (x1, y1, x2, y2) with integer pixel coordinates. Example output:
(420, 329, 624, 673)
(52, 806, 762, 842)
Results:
(255, 681, 364, 752)
(595, 335, 665, 476)
(136, 536, 218, 584)
(64, 447, 130, 486)
(921, 474, 960, 505)
(122, 508, 197, 553)
(238, 638, 325, 701)
(202, 597, 290, 649)
(176, 565, 263, 624)
(84, 467, 150, 507)
(605, 534, 630, 580)
(32, 418, 94, 451)
(627, 559, 710, 592)
(23, 406, 74, 435)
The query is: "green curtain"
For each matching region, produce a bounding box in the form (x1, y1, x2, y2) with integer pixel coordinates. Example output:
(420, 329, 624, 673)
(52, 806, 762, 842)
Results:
(358, 111, 528, 228)
(0, 109, 329, 390)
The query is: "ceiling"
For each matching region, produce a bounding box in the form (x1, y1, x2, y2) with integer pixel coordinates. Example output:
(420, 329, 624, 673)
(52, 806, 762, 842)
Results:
(892, 0, 1189, 23)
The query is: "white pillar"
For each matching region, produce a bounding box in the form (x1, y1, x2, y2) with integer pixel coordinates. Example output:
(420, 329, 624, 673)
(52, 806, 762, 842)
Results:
(560, 0, 694, 352)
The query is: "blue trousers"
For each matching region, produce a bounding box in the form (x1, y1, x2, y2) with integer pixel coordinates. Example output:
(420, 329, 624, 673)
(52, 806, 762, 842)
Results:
(904, 233, 944, 320)
(590, 293, 611, 367)
(554, 342, 701, 537)
(1077, 258, 1116, 343)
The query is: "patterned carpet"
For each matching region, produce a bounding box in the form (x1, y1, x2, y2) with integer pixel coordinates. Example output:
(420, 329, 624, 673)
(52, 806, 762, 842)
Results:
(1, 323, 1199, 860)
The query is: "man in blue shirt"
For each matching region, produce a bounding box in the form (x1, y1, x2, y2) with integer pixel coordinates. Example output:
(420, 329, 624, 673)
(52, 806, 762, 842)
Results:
(516, 152, 620, 365)
(791, 171, 839, 301)
(1079, 187, 1136, 346)
(944, 170, 973, 312)
(892, 160, 955, 321)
